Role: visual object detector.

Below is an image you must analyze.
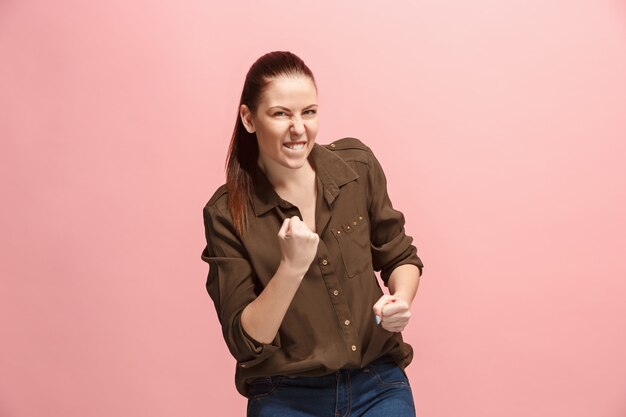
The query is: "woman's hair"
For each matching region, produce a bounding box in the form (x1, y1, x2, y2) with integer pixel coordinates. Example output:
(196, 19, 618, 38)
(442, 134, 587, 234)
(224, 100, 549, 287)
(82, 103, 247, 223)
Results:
(225, 51, 317, 237)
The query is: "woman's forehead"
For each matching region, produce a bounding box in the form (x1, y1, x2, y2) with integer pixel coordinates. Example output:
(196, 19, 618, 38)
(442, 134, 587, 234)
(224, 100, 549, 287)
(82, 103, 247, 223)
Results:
(261, 76, 317, 107)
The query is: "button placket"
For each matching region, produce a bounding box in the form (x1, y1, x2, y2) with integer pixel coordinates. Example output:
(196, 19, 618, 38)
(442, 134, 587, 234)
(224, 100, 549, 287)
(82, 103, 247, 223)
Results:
(316, 246, 360, 363)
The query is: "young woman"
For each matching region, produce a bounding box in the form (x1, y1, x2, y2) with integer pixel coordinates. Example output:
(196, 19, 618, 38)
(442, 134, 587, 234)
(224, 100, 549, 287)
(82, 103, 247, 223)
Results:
(201, 51, 424, 416)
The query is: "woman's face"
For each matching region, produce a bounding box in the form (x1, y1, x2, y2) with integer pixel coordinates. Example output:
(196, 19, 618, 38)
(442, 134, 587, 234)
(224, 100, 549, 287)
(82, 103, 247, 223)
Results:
(241, 75, 319, 174)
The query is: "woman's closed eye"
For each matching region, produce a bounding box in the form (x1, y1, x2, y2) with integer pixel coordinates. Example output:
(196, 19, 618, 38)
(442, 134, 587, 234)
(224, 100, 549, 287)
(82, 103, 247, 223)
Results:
(273, 109, 317, 117)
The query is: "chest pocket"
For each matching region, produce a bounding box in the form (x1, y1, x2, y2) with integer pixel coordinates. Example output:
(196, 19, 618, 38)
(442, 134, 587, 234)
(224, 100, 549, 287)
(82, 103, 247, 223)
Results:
(331, 213, 372, 278)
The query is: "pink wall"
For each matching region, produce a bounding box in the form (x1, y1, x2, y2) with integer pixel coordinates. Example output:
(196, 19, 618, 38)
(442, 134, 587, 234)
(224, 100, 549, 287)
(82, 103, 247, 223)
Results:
(2, 0, 625, 416)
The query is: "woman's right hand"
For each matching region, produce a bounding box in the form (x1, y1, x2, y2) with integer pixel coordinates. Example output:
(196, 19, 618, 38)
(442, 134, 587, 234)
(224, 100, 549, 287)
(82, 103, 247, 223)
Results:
(277, 216, 320, 275)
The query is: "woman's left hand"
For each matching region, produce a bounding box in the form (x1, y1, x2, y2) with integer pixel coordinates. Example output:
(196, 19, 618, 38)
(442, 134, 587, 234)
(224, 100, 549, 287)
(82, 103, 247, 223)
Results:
(372, 295, 411, 333)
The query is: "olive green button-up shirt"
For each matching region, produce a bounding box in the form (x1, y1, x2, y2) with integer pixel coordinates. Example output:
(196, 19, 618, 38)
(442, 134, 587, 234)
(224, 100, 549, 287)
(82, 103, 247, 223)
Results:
(201, 137, 424, 397)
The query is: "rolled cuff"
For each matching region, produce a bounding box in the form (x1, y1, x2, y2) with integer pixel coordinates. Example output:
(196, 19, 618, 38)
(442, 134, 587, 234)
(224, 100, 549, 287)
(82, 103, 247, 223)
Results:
(373, 234, 424, 285)
(227, 310, 281, 369)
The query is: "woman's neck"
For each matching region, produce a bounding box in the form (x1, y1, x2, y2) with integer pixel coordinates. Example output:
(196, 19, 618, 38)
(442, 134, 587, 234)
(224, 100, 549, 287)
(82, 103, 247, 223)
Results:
(258, 158, 316, 193)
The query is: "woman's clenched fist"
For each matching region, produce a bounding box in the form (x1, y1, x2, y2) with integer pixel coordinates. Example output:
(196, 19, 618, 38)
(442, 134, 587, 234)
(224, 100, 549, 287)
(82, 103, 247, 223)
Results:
(277, 216, 320, 276)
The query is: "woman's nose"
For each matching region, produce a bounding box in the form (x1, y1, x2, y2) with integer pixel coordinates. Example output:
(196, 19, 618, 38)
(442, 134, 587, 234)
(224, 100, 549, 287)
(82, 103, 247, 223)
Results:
(290, 117, 305, 134)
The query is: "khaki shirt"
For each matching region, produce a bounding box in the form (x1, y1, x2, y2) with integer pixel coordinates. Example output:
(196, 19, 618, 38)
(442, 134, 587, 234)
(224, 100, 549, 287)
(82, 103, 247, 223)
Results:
(201, 137, 424, 397)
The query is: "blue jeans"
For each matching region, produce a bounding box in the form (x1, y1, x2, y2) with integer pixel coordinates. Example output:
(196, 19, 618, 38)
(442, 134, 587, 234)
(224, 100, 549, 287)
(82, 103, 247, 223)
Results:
(246, 355, 416, 417)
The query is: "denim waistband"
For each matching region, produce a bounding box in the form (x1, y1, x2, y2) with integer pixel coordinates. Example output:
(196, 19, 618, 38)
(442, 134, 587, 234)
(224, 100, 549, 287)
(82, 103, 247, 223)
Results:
(249, 354, 397, 384)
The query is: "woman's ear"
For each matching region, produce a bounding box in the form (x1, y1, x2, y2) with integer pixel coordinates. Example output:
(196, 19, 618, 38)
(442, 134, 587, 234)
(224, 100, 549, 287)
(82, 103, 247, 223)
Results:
(240, 104, 255, 134)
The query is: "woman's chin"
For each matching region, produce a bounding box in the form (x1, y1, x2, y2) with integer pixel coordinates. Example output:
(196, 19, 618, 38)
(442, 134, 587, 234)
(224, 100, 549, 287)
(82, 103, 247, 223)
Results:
(281, 158, 308, 170)
(280, 149, 312, 168)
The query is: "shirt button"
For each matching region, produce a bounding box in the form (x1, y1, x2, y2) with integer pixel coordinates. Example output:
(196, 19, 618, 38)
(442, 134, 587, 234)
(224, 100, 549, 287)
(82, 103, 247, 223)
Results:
(333, 290, 339, 296)
(330, 143, 336, 148)
(344, 320, 350, 326)
(351, 345, 357, 351)
(321, 259, 328, 266)
(240, 364, 247, 368)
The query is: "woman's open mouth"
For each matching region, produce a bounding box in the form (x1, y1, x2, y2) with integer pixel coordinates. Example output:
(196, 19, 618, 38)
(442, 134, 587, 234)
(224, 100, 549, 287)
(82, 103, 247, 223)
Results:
(283, 141, 307, 151)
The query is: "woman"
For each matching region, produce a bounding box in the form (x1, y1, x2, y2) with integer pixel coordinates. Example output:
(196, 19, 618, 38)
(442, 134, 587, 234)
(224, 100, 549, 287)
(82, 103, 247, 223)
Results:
(201, 51, 424, 416)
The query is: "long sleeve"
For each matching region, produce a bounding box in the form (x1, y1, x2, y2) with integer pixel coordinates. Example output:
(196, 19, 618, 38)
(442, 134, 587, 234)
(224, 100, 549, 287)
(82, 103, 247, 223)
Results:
(201, 204, 281, 368)
(366, 149, 424, 285)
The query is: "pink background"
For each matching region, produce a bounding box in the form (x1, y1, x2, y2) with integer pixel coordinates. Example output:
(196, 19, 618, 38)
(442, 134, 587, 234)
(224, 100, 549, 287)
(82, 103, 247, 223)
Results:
(2, 0, 625, 416)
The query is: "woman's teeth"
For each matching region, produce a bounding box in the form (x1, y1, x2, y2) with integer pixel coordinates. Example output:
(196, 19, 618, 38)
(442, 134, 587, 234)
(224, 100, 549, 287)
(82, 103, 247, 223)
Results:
(284, 142, 306, 150)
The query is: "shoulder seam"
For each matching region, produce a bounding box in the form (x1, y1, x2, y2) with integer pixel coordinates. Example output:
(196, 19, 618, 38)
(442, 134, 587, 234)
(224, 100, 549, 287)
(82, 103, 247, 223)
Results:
(206, 184, 228, 209)
(325, 137, 372, 153)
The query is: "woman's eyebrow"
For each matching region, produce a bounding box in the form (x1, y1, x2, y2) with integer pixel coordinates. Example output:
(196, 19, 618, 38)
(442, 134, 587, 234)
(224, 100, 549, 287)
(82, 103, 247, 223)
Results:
(268, 104, 318, 111)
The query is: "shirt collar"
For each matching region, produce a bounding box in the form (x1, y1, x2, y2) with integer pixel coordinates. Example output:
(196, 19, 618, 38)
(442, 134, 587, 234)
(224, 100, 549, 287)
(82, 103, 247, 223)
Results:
(251, 142, 359, 216)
